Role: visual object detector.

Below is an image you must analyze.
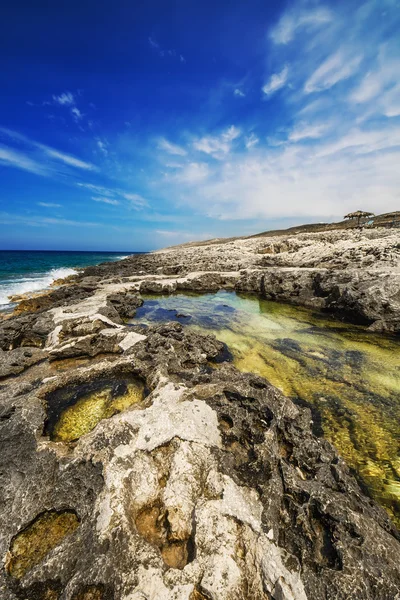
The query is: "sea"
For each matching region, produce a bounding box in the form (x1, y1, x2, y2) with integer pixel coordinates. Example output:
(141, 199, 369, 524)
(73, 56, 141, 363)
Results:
(0, 250, 138, 310)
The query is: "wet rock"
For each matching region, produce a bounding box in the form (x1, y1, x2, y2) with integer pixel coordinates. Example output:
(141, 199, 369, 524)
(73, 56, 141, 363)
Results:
(6, 510, 80, 579)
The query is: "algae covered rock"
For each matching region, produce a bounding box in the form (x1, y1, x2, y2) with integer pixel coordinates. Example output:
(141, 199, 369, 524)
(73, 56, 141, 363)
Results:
(6, 510, 80, 579)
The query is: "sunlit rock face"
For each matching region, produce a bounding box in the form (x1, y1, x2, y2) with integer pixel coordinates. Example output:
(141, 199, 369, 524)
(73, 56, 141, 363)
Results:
(0, 227, 400, 599)
(133, 290, 400, 526)
(1, 318, 400, 599)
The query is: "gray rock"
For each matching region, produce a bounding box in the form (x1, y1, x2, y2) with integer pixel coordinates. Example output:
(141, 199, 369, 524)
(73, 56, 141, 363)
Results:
(0, 324, 399, 599)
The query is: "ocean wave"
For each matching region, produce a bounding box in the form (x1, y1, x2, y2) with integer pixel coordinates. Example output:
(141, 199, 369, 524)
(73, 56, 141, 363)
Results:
(0, 267, 77, 307)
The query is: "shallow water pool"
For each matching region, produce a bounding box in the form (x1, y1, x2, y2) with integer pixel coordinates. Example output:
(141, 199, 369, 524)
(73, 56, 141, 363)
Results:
(133, 290, 400, 525)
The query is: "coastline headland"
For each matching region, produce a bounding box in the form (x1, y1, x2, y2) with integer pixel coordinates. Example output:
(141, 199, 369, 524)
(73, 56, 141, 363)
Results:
(0, 223, 399, 599)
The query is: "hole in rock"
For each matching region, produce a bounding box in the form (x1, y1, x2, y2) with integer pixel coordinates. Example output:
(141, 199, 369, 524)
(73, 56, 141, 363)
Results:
(72, 584, 113, 600)
(135, 503, 193, 570)
(44, 375, 146, 442)
(14, 579, 62, 600)
(6, 510, 80, 579)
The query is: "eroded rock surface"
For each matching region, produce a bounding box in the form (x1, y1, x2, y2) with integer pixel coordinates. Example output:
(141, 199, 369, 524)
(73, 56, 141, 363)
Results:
(0, 227, 400, 599)
(1, 302, 400, 598)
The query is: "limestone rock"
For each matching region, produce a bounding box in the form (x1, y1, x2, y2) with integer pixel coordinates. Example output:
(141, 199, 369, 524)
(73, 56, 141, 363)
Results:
(0, 323, 399, 599)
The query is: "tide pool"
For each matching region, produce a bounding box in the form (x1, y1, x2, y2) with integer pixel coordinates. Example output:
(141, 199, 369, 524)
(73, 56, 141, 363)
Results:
(133, 290, 400, 525)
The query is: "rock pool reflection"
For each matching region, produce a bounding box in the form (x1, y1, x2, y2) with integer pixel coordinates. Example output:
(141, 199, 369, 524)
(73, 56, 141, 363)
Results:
(133, 290, 400, 526)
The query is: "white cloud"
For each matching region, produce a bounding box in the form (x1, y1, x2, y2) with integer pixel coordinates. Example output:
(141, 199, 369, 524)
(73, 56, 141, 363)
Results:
(381, 84, 400, 118)
(77, 184, 149, 209)
(315, 127, 400, 158)
(96, 139, 109, 156)
(0, 128, 96, 174)
(156, 119, 400, 222)
(92, 196, 120, 205)
(349, 54, 400, 107)
(0, 144, 48, 176)
(262, 66, 289, 96)
(350, 71, 382, 103)
(289, 122, 329, 142)
(0, 212, 100, 228)
(172, 162, 210, 184)
(53, 92, 75, 106)
(270, 7, 332, 45)
(193, 126, 241, 158)
(41, 147, 95, 170)
(245, 133, 259, 149)
(38, 202, 62, 208)
(234, 88, 245, 97)
(71, 107, 83, 122)
(77, 183, 115, 195)
(51, 90, 86, 124)
(122, 193, 150, 209)
(304, 51, 362, 94)
(158, 138, 187, 156)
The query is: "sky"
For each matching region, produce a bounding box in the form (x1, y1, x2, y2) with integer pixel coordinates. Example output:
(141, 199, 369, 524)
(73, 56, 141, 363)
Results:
(0, 0, 399, 251)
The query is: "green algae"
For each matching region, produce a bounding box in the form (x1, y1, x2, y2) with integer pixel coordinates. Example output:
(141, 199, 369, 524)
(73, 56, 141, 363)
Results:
(6, 510, 79, 579)
(46, 377, 145, 443)
(134, 291, 400, 525)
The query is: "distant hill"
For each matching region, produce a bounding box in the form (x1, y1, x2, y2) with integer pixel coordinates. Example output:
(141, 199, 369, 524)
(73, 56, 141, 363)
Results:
(165, 211, 400, 251)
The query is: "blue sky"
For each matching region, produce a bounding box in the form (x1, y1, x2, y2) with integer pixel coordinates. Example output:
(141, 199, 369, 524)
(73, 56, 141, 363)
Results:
(0, 0, 399, 251)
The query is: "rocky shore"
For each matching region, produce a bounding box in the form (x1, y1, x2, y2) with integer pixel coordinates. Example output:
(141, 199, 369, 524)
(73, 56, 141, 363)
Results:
(1, 227, 400, 599)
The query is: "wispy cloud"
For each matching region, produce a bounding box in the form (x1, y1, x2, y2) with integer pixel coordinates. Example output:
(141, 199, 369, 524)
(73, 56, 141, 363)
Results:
(0, 212, 101, 228)
(0, 144, 49, 176)
(288, 122, 329, 142)
(148, 37, 186, 63)
(38, 202, 62, 208)
(96, 139, 109, 156)
(170, 162, 210, 184)
(304, 50, 362, 94)
(92, 196, 120, 205)
(151, 115, 400, 222)
(53, 92, 75, 106)
(41, 147, 94, 170)
(234, 88, 245, 97)
(77, 183, 114, 195)
(270, 6, 332, 45)
(122, 193, 150, 209)
(193, 125, 241, 158)
(0, 127, 96, 173)
(158, 137, 187, 156)
(349, 50, 400, 107)
(77, 183, 150, 210)
(71, 107, 83, 122)
(262, 66, 289, 96)
(52, 90, 85, 123)
(245, 133, 259, 149)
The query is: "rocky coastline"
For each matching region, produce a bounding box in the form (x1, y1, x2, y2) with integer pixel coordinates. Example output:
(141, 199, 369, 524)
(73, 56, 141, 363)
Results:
(1, 226, 400, 599)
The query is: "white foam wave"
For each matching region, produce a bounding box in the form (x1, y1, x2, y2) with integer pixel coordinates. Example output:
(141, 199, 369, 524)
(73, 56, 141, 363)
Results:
(0, 267, 77, 307)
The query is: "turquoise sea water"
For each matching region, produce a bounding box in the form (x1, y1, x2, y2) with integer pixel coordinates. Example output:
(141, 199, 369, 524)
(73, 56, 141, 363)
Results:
(0, 250, 137, 308)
